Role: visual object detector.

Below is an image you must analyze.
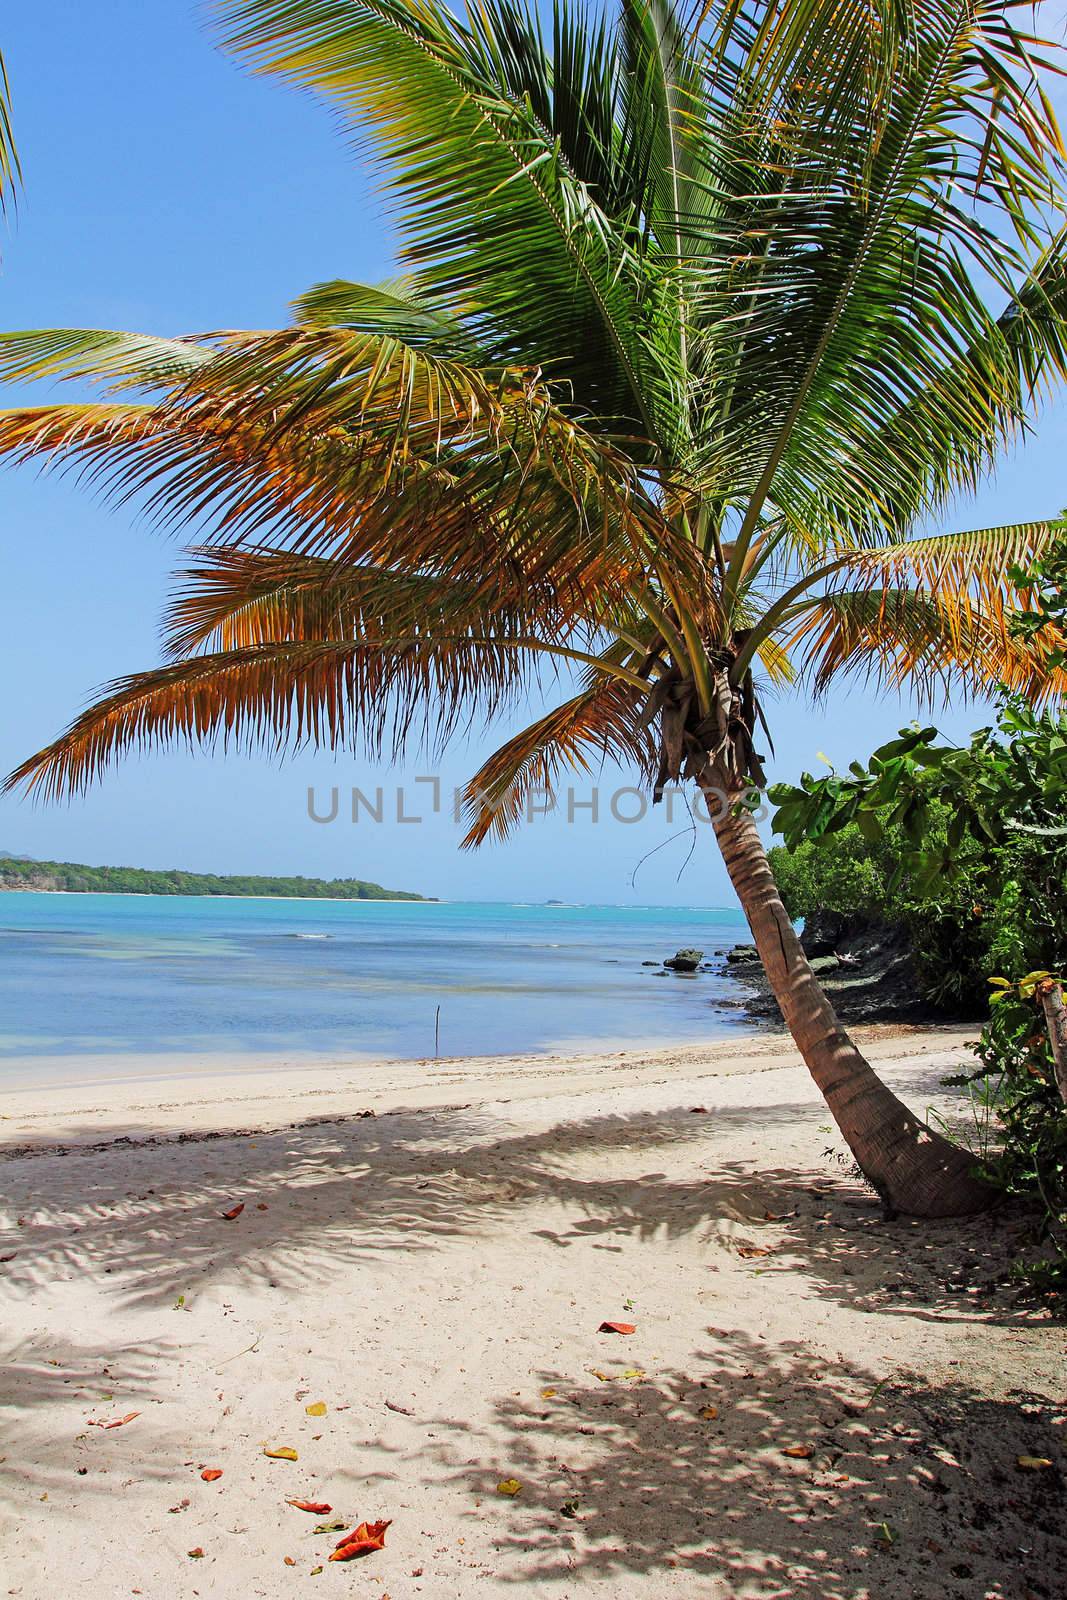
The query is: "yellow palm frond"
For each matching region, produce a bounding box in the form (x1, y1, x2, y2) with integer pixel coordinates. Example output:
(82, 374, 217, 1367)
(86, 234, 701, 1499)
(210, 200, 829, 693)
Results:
(785, 587, 1067, 706)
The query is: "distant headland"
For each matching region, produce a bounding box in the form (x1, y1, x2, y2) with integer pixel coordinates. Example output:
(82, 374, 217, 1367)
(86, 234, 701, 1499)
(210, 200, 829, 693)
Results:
(0, 853, 428, 901)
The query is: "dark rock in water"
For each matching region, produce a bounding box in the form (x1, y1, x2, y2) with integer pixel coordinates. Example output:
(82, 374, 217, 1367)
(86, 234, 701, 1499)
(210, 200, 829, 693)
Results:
(641, 960, 659, 967)
(664, 948, 704, 972)
(726, 944, 759, 965)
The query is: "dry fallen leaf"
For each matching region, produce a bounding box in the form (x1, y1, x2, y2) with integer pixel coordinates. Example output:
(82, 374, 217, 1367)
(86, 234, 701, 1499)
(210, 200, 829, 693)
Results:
(737, 1246, 771, 1259)
(782, 1444, 813, 1459)
(310, 1568, 323, 1577)
(86, 1411, 139, 1429)
(313, 1519, 347, 1534)
(598, 1321, 636, 1335)
(305, 1401, 327, 1418)
(622, 1369, 646, 1380)
(1016, 1455, 1054, 1471)
(287, 1499, 332, 1514)
(329, 1520, 391, 1561)
(187, 1548, 204, 1560)
(700, 1405, 719, 1420)
(220, 1204, 245, 1221)
(496, 1479, 522, 1497)
(283, 1556, 296, 1566)
(200, 1468, 223, 1483)
(590, 1369, 611, 1382)
(264, 1446, 299, 1461)
(540, 1387, 557, 1399)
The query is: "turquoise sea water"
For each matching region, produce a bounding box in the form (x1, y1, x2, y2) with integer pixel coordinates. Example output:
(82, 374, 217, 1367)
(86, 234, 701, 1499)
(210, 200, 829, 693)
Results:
(0, 893, 754, 1079)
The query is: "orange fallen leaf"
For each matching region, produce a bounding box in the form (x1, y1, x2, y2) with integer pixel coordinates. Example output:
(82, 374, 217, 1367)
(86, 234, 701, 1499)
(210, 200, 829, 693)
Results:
(87, 1411, 140, 1429)
(264, 1446, 299, 1461)
(782, 1444, 813, 1458)
(540, 1388, 557, 1399)
(598, 1321, 636, 1335)
(287, 1499, 332, 1514)
(329, 1520, 391, 1561)
(220, 1204, 245, 1221)
(200, 1468, 223, 1483)
(700, 1405, 719, 1420)
(188, 1548, 204, 1559)
(737, 1245, 771, 1259)
(283, 1556, 296, 1566)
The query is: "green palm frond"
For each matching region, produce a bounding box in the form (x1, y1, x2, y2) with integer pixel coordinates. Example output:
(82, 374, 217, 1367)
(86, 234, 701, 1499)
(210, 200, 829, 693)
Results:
(217, 0, 668, 437)
(0, 48, 20, 212)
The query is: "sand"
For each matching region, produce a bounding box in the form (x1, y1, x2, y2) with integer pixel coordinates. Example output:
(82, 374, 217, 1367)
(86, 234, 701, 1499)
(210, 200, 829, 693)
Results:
(1, 1025, 1064, 1599)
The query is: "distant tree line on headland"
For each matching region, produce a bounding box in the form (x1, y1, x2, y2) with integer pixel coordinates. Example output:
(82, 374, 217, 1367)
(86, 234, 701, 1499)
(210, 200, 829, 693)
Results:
(0, 855, 426, 900)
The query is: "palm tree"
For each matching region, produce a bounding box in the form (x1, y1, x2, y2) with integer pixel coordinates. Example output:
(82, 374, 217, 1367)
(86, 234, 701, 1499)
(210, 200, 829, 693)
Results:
(2, 0, 1067, 1215)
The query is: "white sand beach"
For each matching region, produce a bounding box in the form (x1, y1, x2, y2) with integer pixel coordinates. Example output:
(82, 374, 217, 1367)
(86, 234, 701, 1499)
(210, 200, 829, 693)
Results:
(2, 1026, 1064, 1599)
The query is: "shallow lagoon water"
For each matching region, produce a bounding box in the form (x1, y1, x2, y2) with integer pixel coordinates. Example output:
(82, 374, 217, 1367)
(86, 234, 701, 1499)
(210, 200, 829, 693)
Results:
(0, 893, 753, 1077)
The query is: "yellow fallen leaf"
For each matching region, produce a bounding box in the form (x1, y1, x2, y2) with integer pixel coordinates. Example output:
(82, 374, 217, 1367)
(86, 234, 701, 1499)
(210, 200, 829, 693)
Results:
(496, 1478, 522, 1497)
(622, 1369, 646, 1380)
(782, 1444, 813, 1459)
(540, 1388, 557, 1399)
(700, 1405, 719, 1420)
(310, 1568, 323, 1577)
(1017, 1455, 1054, 1471)
(305, 1401, 327, 1417)
(264, 1446, 299, 1461)
(590, 1370, 611, 1382)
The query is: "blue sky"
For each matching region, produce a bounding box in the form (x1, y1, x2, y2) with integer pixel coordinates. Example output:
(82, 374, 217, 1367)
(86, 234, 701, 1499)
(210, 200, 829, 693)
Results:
(0, 1, 1064, 906)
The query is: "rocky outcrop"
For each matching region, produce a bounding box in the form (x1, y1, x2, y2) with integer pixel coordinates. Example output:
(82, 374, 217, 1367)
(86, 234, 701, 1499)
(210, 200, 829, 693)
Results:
(664, 948, 704, 972)
(719, 915, 968, 1027)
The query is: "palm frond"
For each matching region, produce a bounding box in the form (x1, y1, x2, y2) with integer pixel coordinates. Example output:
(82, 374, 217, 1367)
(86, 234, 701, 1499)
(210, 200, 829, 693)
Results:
(785, 587, 1067, 706)
(216, 0, 666, 436)
(0, 328, 214, 388)
(460, 662, 654, 846)
(3, 631, 607, 803)
(0, 48, 21, 213)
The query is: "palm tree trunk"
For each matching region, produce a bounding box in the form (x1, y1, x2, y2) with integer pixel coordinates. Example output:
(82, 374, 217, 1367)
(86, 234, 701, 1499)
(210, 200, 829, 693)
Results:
(707, 784, 991, 1217)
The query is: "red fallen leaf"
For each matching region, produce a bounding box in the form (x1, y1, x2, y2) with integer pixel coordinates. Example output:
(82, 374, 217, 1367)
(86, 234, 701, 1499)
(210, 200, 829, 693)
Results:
(87, 1411, 140, 1429)
(329, 1520, 391, 1561)
(598, 1321, 636, 1335)
(286, 1498, 332, 1514)
(200, 1469, 223, 1482)
(220, 1204, 245, 1221)
(187, 1548, 204, 1559)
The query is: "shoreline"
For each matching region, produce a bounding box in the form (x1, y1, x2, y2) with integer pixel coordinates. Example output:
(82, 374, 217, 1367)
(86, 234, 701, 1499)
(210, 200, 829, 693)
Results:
(0, 1022, 971, 1152)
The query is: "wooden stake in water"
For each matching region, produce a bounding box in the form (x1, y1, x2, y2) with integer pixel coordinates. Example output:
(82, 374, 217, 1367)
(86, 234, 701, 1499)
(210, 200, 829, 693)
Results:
(434, 1004, 441, 1060)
